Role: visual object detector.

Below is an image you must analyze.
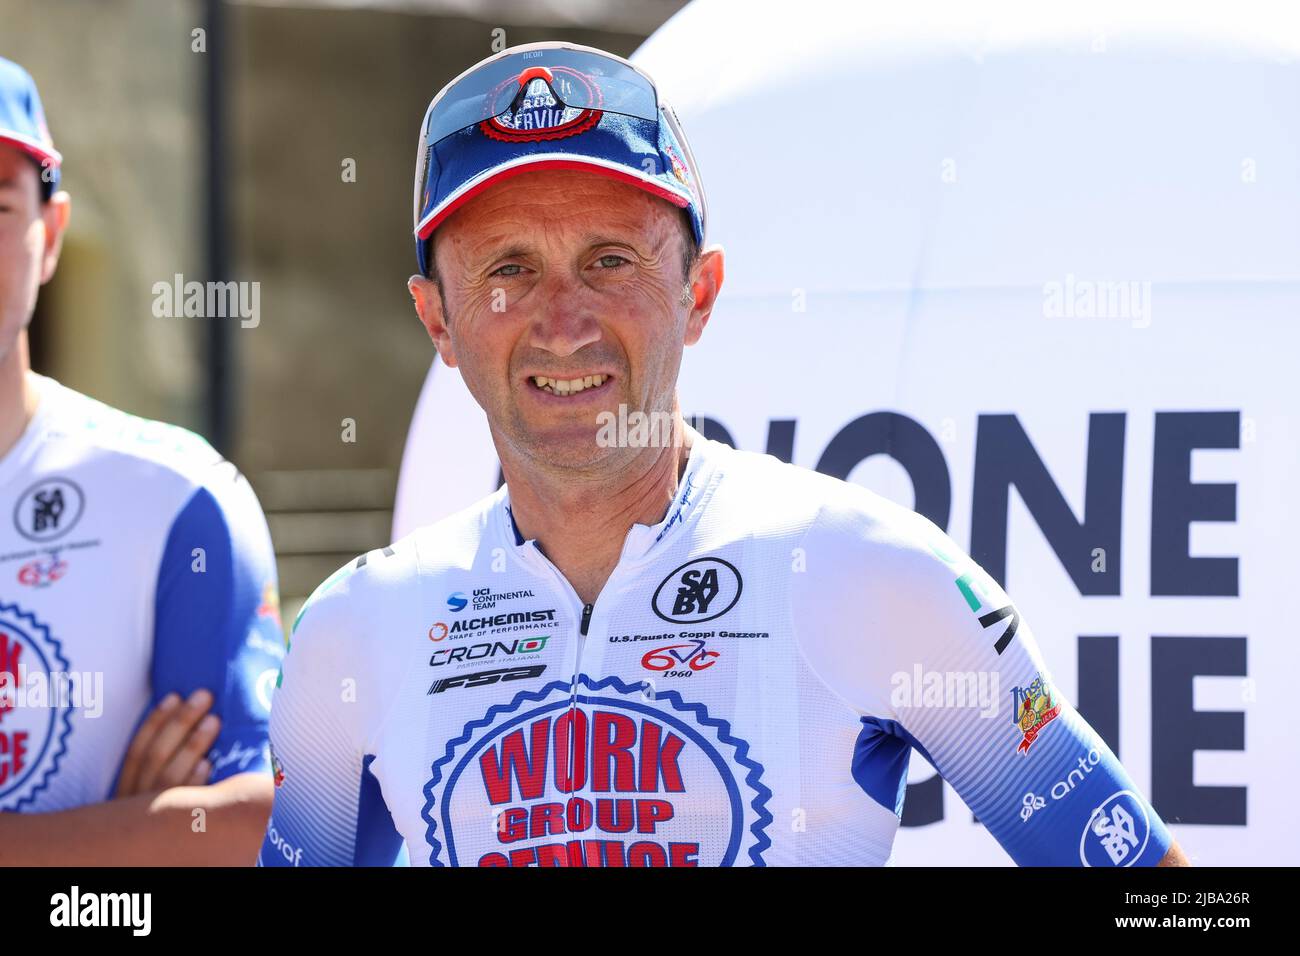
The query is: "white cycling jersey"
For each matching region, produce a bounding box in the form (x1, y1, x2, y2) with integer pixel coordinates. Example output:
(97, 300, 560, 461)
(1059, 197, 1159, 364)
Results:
(261, 430, 1172, 867)
(0, 374, 284, 812)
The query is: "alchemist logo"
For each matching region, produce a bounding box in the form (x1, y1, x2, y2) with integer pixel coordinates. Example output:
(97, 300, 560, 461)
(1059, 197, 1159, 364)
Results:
(0, 603, 73, 810)
(421, 674, 771, 867)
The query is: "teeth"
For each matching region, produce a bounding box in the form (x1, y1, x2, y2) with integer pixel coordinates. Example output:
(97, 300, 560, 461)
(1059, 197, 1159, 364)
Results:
(532, 374, 606, 395)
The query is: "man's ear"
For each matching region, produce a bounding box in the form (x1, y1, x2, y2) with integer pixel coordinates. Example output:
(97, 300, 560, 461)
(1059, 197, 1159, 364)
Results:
(408, 274, 458, 368)
(40, 190, 71, 285)
(683, 245, 724, 347)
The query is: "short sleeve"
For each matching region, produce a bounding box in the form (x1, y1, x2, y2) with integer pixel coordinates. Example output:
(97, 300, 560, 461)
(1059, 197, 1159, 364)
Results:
(258, 558, 406, 867)
(793, 494, 1174, 866)
(147, 475, 285, 783)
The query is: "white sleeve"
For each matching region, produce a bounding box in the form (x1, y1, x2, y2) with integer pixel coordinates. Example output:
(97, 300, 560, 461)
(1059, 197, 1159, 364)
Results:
(792, 492, 1174, 866)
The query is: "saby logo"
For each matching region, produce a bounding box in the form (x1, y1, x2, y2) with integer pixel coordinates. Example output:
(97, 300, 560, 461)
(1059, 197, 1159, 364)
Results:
(1080, 790, 1150, 866)
(652, 557, 742, 624)
(14, 478, 85, 543)
(641, 639, 719, 673)
(447, 592, 468, 613)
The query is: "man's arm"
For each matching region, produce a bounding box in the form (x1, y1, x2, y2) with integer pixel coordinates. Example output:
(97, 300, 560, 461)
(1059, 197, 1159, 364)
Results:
(0, 450, 282, 866)
(259, 555, 405, 867)
(126, 467, 285, 863)
(0, 771, 272, 866)
(1, 688, 269, 865)
(885, 522, 1180, 866)
(793, 495, 1183, 866)
(1159, 843, 1192, 866)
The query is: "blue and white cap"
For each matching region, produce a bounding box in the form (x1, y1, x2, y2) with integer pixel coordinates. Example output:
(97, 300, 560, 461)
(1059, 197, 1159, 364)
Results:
(412, 41, 706, 275)
(0, 56, 61, 197)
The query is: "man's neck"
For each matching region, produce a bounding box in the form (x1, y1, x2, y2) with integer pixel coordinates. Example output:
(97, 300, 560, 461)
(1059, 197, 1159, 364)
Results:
(501, 414, 695, 606)
(0, 334, 39, 463)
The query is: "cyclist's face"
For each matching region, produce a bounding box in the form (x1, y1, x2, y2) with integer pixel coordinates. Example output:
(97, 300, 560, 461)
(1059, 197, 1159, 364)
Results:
(0, 145, 63, 365)
(412, 168, 711, 470)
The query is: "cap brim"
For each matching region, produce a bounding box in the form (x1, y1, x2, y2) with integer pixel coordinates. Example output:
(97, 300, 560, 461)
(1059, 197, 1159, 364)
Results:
(415, 154, 690, 241)
(0, 131, 62, 170)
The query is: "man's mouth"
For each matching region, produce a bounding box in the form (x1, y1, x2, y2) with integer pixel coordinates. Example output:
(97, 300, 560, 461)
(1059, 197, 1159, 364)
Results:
(530, 374, 609, 397)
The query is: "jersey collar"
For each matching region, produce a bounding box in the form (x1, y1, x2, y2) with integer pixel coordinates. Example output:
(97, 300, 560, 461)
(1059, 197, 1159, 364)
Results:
(496, 428, 723, 565)
(0, 372, 58, 492)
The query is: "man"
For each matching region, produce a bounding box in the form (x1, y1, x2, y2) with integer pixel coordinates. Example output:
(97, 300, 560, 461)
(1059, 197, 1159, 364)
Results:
(263, 42, 1188, 866)
(0, 56, 281, 864)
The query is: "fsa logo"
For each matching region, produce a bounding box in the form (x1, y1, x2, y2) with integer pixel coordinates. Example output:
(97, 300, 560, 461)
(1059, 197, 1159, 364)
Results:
(427, 665, 546, 695)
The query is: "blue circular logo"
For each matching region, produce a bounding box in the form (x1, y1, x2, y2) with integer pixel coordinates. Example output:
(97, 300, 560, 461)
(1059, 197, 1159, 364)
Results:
(1079, 790, 1151, 866)
(446, 592, 468, 613)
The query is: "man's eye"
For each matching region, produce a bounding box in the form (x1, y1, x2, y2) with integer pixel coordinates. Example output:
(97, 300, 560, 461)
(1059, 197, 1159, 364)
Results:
(596, 254, 628, 269)
(491, 263, 524, 278)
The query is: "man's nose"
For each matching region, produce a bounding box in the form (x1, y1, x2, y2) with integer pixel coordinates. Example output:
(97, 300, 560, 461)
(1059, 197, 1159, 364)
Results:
(527, 275, 602, 357)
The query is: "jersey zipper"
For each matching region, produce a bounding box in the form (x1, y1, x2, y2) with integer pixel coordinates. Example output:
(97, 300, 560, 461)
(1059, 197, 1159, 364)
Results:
(579, 602, 593, 636)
